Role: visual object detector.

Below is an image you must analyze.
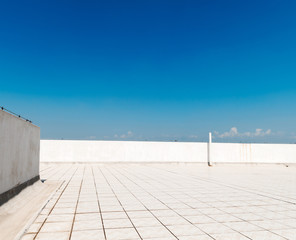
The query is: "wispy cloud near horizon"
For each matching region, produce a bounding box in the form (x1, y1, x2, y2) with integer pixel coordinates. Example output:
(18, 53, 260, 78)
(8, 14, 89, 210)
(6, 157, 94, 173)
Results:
(114, 131, 133, 139)
(214, 127, 272, 139)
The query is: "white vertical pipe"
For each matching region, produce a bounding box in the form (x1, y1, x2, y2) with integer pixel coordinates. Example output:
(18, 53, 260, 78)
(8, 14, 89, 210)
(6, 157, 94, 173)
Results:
(208, 132, 212, 166)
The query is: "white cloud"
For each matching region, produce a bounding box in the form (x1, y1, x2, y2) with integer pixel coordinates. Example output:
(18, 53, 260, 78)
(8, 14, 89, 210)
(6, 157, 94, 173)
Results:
(219, 127, 238, 138)
(87, 136, 96, 140)
(291, 133, 296, 140)
(265, 129, 272, 135)
(188, 135, 198, 139)
(215, 127, 272, 138)
(114, 131, 133, 139)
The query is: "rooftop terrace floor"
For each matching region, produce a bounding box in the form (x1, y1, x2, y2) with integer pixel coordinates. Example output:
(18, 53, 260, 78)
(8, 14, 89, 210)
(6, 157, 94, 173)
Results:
(20, 163, 296, 240)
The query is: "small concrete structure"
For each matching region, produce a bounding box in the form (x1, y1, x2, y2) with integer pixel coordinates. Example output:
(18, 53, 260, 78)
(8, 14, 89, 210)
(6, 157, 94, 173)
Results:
(0, 109, 40, 205)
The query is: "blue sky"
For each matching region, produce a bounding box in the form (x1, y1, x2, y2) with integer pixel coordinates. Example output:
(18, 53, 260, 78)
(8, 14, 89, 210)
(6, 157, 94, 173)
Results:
(1, 0, 296, 143)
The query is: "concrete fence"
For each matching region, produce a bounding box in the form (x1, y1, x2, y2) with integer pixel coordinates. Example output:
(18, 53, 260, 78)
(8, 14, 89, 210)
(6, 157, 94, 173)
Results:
(40, 140, 296, 164)
(0, 110, 40, 205)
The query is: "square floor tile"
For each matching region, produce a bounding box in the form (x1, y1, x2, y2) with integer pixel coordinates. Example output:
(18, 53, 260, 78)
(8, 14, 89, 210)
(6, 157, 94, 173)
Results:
(105, 227, 140, 240)
(39, 221, 72, 233)
(20, 234, 35, 240)
(75, 213, 101, 222)
(131, 217, 162, 227)
(167, 224, 204, 236)
(73, 220, 103, 231)
(46, 214, 74, 222)
(70, 230, 105, 240)
(196, 222, 233, 234)
(35, 232, 70, 240)
(104, 219, 133, 229)
(136, 226, 174, 238)
(242, 230, 288, 240)
(211, 232, 250, 240)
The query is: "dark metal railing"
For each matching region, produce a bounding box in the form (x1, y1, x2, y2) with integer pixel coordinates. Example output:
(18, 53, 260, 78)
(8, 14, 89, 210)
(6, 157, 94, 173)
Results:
(0, 106, 32, 123)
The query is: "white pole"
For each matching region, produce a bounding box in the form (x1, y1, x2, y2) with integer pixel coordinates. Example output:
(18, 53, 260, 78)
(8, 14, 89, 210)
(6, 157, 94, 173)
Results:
(208, 132, 212, 166)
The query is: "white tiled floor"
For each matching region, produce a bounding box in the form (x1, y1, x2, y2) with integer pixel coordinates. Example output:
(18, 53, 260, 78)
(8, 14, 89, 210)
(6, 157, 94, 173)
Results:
(20, 163, 296, 240)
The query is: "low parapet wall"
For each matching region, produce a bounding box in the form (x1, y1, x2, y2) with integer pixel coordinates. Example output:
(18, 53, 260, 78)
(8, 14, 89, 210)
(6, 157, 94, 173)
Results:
(211, 142, 296, 163)
(0, 110, 40, 205)
(40, 140, 296, 164)
(40, 140, 207, 162)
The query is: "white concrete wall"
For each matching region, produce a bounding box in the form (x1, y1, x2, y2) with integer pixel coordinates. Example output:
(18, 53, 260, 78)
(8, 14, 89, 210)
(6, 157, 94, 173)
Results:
(0, 110, 40, 195)
(40, 140, 207, 162)
(212, 143, 296, 163)
(40, 140, 296, 164)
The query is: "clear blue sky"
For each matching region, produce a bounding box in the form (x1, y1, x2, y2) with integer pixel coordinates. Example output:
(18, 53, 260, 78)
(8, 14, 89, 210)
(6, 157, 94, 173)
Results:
(1, 0, 296, 143)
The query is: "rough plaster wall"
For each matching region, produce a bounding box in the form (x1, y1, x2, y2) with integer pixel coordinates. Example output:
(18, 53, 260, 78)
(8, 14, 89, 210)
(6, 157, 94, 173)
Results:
(0, 110, 40, 194)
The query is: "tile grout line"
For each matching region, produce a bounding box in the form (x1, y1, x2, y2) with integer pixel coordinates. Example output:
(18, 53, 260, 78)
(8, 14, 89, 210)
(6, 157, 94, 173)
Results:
(26, 163, 295, 240)
(110, 165, 214, 240)
(69, 165, 86, 240)
(136, 165, 292, 239)
(150, 165, 296, 205)
(91, 165, 107, 240)
(32, 166, 79, 240)
(98, 166, 144, 240)
(119, 165, 259, 240)
(104, 166, 180, 240)
(131, 165, 291, 239)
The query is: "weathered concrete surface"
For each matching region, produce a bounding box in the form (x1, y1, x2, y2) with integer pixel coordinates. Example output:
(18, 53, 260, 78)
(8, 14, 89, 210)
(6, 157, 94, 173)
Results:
(0, 180, 60, 240)
(40, 140, 296, 164)
(0, 110, 40, 199)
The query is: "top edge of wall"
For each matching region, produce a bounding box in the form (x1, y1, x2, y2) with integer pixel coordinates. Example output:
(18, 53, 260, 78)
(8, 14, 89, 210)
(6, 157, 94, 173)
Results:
(40, 139, 296, 145)
(0, 109, 39, 129)
(40, 139, 208, 144)
(211, 142, 296, 146)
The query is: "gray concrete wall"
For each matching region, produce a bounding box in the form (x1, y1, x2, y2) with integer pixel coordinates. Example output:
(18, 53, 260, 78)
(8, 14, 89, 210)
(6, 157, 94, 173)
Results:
(0, 110, 40, 196)
(40, 140, 296, 164)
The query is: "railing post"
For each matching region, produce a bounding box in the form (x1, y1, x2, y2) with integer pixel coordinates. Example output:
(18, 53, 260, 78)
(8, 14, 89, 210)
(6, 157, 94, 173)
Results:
(208, 132, 212, 166)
